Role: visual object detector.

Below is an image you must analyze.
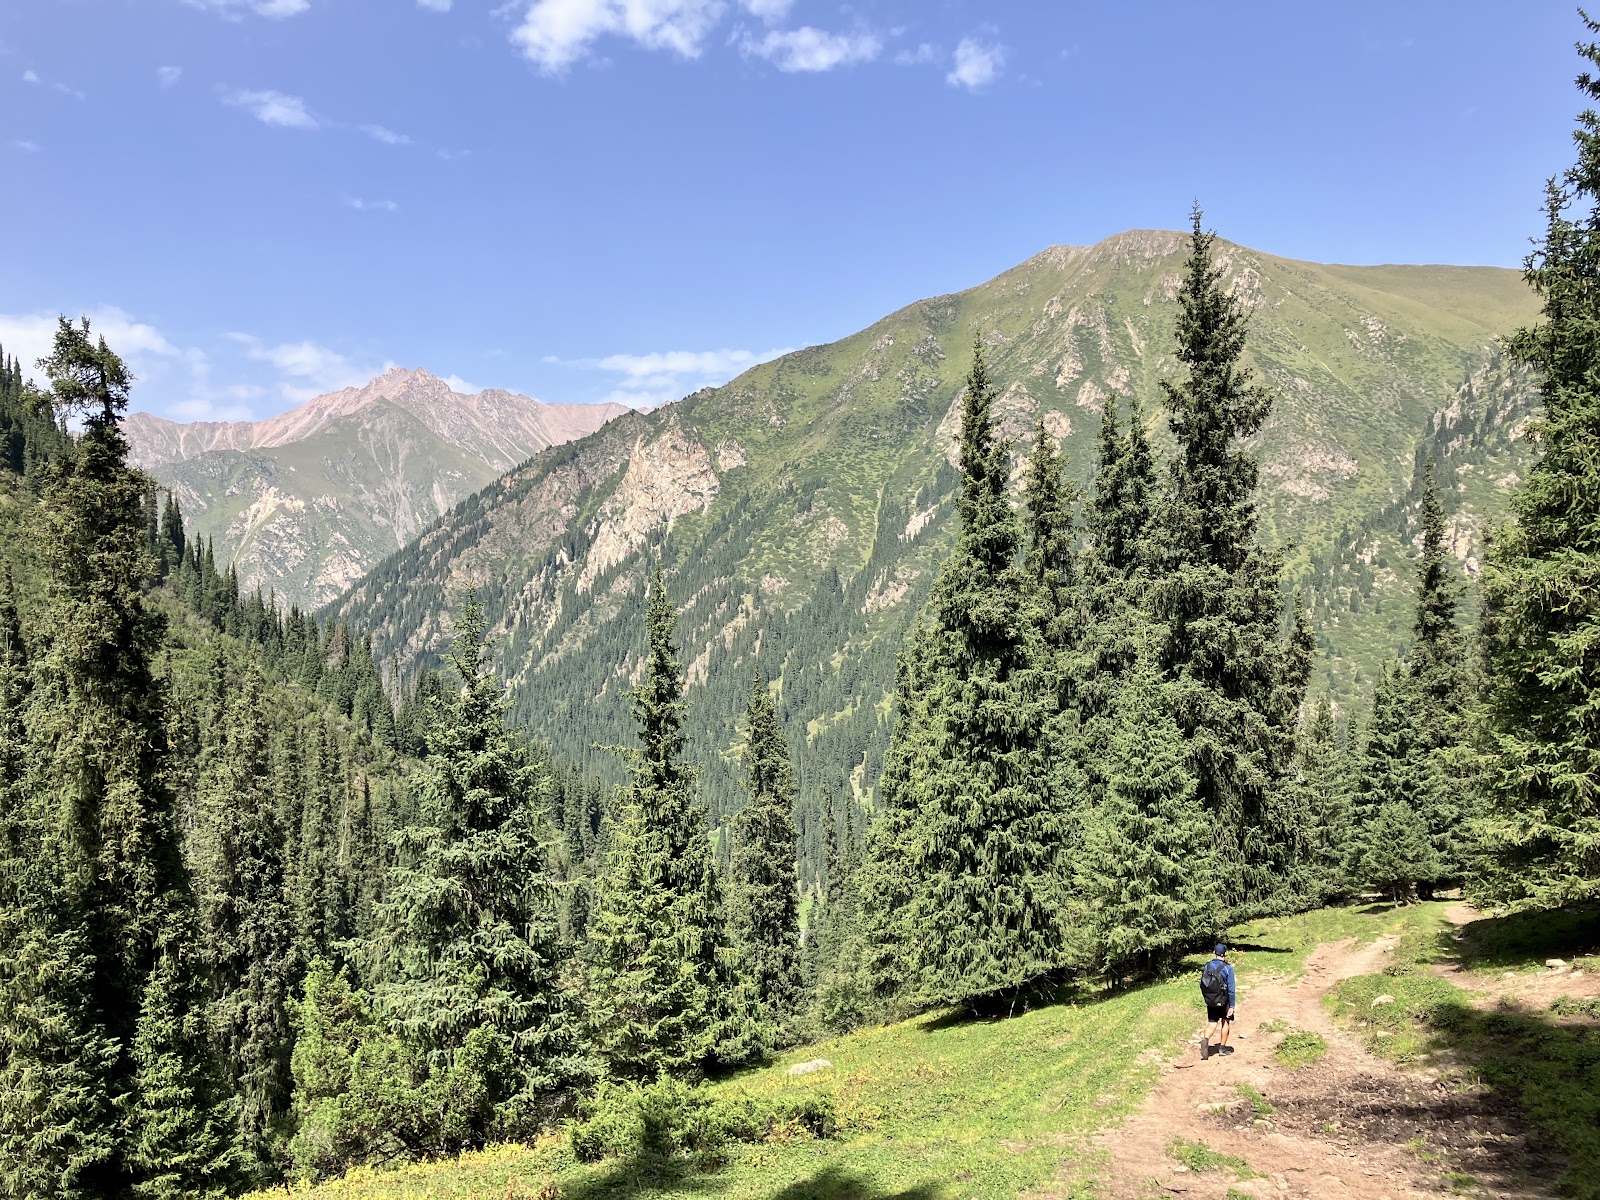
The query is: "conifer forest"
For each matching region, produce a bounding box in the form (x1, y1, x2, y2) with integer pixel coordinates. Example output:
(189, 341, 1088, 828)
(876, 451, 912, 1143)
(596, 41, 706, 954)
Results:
(2, 12, 1600, 1200)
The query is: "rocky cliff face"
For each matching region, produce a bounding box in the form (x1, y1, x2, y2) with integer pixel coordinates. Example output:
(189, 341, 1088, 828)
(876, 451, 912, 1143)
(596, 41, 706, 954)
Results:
(126, 368, 627, 607)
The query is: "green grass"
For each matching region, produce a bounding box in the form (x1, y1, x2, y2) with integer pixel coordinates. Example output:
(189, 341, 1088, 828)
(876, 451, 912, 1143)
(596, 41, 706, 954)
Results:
(253, 904, 1413, 1200)
(1327, 901, 1600, 1199)
(1273, 1030, 1328, 1069)
(1166, 1137, 1259, 1179)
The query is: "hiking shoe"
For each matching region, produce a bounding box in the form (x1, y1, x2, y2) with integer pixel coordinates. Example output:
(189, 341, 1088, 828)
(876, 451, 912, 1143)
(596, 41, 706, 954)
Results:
(1219, 1045, 1235, 1056)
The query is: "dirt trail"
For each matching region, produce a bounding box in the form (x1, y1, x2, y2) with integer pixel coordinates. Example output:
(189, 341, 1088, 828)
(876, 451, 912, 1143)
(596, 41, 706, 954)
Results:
(1075, 924, 1557, 1200)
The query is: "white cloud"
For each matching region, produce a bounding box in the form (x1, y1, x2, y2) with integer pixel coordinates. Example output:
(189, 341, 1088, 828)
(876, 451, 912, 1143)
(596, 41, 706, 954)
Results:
(443, 373, 483, 393)
(511, 0, 727, 73)
(224, 88, 319, 129)
(947, 37, 1004, 90)
(739, 0, 792, 20)
(229, 333, 382, 404)
(185, 0, 310, 18)
(9, 139, 39, 153)
(741, 26, 880, 72)
(0, 307, 261, 419)
(21, 69, 39, 84)
(417, 0, 452, 9)
(344, 197, 399, 212)
(360, 123, 411, 145)
(553, 346, 791, 406)
(894, 42, 937, 65)
(158, 65, 182, 87)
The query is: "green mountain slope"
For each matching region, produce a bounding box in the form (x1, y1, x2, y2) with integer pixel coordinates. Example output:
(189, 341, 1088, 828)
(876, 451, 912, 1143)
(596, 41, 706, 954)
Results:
(126, 368, 628, 608)
(326, 229, 1539, 884)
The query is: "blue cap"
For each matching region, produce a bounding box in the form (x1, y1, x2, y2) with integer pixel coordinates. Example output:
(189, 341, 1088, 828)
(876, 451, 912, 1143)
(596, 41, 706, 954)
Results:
(1215, 943, 1229, 956)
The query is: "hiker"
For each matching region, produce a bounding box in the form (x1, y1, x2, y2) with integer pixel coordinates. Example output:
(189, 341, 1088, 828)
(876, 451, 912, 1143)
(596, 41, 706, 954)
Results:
(1199, 943, 1236, 1060)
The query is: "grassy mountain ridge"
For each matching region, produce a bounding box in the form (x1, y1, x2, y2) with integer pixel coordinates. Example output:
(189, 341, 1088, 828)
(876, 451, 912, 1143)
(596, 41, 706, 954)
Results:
(127, 368, 628, 608)
(325, 228, 1540, 883)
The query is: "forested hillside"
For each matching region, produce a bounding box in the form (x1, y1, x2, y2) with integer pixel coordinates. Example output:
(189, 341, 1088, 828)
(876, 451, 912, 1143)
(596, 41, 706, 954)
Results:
(327, 232, 1539, 895)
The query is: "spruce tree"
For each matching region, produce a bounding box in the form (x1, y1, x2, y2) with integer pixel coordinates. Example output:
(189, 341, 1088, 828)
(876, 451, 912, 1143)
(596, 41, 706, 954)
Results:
(4, 318, 227, 1197)
(1075, 657, 1215, 982)
(193, 655, 294, 1172)
(1077, 395, 1158, 724)
(725, 670, 803, 1055)
(373, 593, 574, 1128)
(1023, 420, 1079, 659)
(1286, 695, 1353, 905)
(1349, 666, 1439, 902)
(1477, 23, 1600, 906)
(1152, 213, 1301, 917)
(585, 568, 728, 1077)
(874, 341, 1063, 1007)
(1350, 470, 1470, 901)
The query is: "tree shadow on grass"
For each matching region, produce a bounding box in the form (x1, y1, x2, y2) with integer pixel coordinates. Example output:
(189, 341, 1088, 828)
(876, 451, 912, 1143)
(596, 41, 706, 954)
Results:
(768, 1167, 942, 1199)
(1443, 902, 1600, 972)
(554, 1155, 945, 1200)
(1223, 941, 1293, 954)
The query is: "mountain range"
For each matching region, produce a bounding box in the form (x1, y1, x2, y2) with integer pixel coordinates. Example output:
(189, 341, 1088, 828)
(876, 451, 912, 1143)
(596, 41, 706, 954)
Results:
(125, 369, 629, 606)
(270, 228, 1537, 841)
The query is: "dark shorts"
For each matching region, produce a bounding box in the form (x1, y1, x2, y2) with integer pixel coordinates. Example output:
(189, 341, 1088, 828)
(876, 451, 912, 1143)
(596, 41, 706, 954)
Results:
(1206, 1002, 1231, 1023)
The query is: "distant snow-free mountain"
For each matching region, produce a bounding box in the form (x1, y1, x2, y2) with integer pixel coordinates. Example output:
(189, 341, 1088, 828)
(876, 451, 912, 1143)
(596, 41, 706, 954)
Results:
(124, 368, 628, 607)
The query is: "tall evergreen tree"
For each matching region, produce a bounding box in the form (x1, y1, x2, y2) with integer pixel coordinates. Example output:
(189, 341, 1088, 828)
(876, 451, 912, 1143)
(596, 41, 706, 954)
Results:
(871, 341, 1063, 1007)
(585, 569, 728, 1077)
(1074, 657, 1216, 982)
(1284, 694, 1353, 906)
(725, 670, 803, 1055)
(193, 655, 294, 1173)
(1076, 395, 1159, 724)
(1023, 420, 1079, 658)
(1152, 213, 1301, 917)
(1474, 47, 1600, 899)
(1350, 469, 1471, 900)
(2, 317, 226, 1197)
(372, 594, 574, 1128)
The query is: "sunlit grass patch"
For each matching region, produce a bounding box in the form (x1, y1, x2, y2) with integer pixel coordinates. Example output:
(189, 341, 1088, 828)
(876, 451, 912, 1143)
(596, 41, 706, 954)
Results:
(1272, 1030, 1327, 1069)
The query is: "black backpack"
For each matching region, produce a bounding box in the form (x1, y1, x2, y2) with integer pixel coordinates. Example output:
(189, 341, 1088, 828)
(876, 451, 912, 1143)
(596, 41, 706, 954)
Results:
(1200, 959, 1230, 1008)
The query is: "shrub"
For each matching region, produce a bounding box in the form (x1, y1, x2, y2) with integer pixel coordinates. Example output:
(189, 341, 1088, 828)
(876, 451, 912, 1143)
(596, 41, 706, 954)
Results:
(567, 1077, 836, 1168)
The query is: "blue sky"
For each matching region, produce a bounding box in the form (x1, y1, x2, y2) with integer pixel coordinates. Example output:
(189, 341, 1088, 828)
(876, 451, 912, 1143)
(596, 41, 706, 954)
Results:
(0, 0, 1584, 420)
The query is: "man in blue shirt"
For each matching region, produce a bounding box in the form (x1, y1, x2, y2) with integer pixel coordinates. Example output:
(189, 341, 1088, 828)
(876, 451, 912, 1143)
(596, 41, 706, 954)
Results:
(1199, 943, 1236, 1061)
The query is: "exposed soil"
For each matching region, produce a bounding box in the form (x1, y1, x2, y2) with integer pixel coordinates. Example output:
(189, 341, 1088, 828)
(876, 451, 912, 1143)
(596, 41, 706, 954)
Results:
(1047, 920, 1565, 1200)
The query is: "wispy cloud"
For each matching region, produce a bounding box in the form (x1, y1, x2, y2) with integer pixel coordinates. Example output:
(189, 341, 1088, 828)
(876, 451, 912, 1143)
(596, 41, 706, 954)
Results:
(548, 346, 793, 407)
(229, 333, 385, 404)
(344, 197, 399, 213)
(185, 0, 310, 19)
(741, 26, 881, 72)
(512, 0, 726, 74)
(894, 42, 937, 66)
(20, 68, 85, 99)
(0, 307, 263, 421)
(158, 65, 182, 88)
(360, 123, 411, 146)
(9, 140, 39, 153)
(417, 0, 452, 9)
(947, 36, 1004, 90)
(224, 88, 319, 129)
(741, 0, 793, 20)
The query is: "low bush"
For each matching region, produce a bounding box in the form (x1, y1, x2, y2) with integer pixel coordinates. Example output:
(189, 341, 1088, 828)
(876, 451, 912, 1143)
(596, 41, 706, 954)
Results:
(567, 1076, 836, 1169)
